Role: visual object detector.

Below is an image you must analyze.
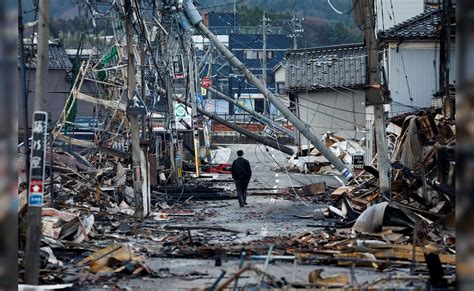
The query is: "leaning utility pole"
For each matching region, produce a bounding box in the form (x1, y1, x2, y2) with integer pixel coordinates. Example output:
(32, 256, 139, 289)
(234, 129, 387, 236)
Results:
(176, 97, 295, 156)
(362, 0, 391, 198)
(262, 11, 269, 115)
(207, 87, 295, 138)
(123, 0, 145, 217)
(25, 0, 50, 284)
(183, 0, 354, 181)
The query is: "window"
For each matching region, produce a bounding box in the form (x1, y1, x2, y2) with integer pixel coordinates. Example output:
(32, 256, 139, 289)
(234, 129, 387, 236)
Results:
(244, 49, 258, 59)
(244, 49, 275, 60)
(258, 50, 274, 59)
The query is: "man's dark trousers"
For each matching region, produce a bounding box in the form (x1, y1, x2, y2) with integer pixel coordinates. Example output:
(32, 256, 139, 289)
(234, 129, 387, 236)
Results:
(234, 179, 249, 207)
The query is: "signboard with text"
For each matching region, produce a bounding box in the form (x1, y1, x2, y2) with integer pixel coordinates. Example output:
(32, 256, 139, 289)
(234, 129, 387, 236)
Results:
(353, 155, 365, 170)
(172, 55, 185, 79)
(29, 111, 48, 207)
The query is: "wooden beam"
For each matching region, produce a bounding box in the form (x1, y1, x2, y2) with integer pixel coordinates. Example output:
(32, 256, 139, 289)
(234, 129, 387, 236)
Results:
(75, 92, 127, 111)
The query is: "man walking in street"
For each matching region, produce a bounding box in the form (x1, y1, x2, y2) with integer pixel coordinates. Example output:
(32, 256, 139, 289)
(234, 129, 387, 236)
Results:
(231, 150, 252, 207)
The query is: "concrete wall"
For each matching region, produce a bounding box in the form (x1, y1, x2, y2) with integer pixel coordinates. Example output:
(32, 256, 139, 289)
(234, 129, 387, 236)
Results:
(295, 89, 366, 148)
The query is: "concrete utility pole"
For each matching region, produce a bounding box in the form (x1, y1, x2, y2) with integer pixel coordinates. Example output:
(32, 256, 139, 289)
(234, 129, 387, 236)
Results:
(262, 11, 269, 115)
(186, 38, 201, 177)
(25, 0, 50, 284)
(205, 46, 213, 162)
(183, 0, 354, 181)
(158, 15, 178, 184)
(362, 0, 391, 198)
(290, 13, 303, 49)
(123, 0, 145, 217)
(440, 0, 454, 119)
(292, 14, 297, 49)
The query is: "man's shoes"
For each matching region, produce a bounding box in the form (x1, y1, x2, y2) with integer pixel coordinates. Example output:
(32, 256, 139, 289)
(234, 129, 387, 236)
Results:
(239, 204, 244, 207)
(244, 202, 248, 205)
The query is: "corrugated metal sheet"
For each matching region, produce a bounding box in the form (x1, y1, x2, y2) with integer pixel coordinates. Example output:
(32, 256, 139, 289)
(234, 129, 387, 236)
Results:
(387, 47, 456, 116)
(285, 44, 367, 91)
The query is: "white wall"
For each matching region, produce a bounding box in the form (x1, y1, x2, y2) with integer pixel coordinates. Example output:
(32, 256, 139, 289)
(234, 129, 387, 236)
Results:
(274, 65, 285, 83)
(385, 42, 456, 116)
(296, 89, 366, 148)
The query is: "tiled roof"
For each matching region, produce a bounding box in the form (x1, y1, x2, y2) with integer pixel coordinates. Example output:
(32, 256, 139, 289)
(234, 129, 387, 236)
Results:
(20, 43, 73, 70)
(285, 43, 367, 91)
(378, 8, 453, 41)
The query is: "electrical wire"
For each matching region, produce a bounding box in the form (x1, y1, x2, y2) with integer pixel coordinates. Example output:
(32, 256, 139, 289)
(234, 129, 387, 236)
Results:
(327, 0, 359, 15)
(86, 0, 117, 16)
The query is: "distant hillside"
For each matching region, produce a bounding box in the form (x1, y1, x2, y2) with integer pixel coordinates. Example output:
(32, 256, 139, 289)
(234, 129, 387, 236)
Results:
(197, 0, 356, 24)
(22, 0, 362, 48)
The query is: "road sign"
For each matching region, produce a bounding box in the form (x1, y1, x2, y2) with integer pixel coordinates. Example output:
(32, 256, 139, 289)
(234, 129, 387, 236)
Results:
(175, 103, 187, 117)
(29, 112, 48, 207)
(201, 76, 212, 88)
(196, 94, 203, 104)
(127, 92, 147, 115)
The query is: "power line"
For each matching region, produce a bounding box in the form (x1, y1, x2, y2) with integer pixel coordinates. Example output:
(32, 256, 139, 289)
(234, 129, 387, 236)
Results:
(327, 0, 360, 15)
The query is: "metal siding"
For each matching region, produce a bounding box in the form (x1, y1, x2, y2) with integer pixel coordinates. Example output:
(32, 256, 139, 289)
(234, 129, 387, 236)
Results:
(296, 90, 366, 145)
(388, 47, 456, 116)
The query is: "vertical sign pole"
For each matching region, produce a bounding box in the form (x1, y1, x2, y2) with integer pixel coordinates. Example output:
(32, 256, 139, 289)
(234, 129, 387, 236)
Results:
(25, 112, 48, 284)
(25, 0, 50, 284)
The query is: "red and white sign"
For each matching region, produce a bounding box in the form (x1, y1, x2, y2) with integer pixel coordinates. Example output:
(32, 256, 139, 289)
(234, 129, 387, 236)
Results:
(30, 180, 43, 193)
(201, 76, 212, 89)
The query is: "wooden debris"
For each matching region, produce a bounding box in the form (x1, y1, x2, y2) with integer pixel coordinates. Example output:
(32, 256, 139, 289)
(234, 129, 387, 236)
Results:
(308, 269, 349, 287)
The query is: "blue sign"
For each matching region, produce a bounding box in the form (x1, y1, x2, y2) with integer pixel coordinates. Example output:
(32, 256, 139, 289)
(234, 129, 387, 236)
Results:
(196, 94, 203, 105)
(29, 194, 43, 206)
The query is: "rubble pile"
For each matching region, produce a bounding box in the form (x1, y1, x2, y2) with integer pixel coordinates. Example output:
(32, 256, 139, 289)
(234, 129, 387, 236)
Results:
(279, 133, 366, 175)
(17, 109, 456, 289)
(17, 148, 235, 286)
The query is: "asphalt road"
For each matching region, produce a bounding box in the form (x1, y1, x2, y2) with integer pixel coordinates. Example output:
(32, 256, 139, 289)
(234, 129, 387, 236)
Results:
(214, 143, 345, 189)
